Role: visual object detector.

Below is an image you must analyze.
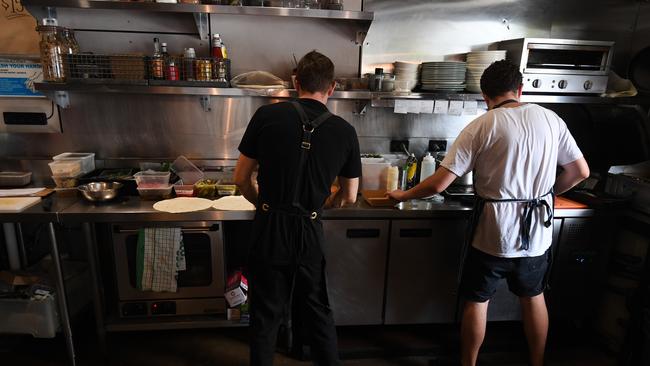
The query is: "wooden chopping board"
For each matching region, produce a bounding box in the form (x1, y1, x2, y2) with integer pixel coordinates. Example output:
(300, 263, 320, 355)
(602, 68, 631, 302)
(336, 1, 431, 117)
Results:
(0, 197, 42, 212)
(554, 196, 588, 209)
(362, 190, 398, 207)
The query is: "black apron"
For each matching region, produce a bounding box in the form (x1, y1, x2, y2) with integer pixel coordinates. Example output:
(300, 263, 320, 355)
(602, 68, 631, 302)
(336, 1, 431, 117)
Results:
(250, 101, 333, 266)
(456, 99, 556, 307)
(248, 101, 340, 366)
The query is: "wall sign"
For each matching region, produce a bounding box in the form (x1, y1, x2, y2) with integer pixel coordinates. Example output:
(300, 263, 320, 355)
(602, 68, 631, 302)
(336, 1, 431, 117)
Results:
(2, 0, 28, 20)
(1, 0, 39, 55)
(0, 60, 43, 97)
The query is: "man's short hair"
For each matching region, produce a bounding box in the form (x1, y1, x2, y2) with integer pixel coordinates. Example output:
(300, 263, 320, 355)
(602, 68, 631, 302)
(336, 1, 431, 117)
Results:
(296, 51, 335, 94)
(480, 60, 523, 99)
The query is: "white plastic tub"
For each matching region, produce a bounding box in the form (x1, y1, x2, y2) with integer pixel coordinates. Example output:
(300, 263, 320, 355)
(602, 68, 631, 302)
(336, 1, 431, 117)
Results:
(0, 296, 59, 338)
(48, 160, 82, 177)
(0, 172, 32, 187)
(361, 161, 391, 190)
(52, 152, 95, 174)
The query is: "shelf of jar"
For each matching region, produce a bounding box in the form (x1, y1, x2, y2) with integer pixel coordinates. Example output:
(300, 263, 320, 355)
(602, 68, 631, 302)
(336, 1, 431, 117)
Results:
(22, 0, 373, 21)
(33, 82, 650, 105)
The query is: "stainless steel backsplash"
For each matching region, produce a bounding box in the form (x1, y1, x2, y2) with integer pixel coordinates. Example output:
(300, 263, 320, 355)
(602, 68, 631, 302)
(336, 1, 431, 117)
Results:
(3, 0, 650, 180)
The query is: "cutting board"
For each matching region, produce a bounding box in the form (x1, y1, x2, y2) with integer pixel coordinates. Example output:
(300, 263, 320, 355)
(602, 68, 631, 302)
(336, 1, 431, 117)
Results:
(555, 196, 588, 209)
(0, 197, 42, 212)
(362, 190, 398, 207)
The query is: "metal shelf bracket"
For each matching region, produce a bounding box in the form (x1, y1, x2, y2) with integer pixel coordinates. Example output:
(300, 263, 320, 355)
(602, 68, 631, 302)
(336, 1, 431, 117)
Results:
(200, 95, 211, 112)
(355, 31, 368, 46)
(354, 100, 368, 115)
(193, 13, 209, 41)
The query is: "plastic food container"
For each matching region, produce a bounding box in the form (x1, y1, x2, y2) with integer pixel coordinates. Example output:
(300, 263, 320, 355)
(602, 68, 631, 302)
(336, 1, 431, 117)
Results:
(134, 171, 171, 186)
(361, 161, 391, 190)
(171, 156, 204, 185)
(137, 185, 173, 200)
(52, 175, 81, 188)
(49, 160, 83, 177)
(216, 183, 237, 196)
(194, 179, 218, 199)
(52, 152, 95, 174)
(174, 184, 195, 197)
(0, 172, 32, 187)
(0, 296, 60, 338)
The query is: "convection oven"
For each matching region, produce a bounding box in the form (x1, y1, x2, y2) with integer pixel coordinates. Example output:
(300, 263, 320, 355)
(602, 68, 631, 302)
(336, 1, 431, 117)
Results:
(111, 222, 225, 318)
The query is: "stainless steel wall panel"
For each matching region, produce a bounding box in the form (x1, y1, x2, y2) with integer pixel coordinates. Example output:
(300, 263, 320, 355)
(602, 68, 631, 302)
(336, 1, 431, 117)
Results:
(362, 0, 554, 74)
(549, 0, 639, 73)
(74, 32, 210, 57)
(50, 8, 200, 34)
(209, 15, 362, 79)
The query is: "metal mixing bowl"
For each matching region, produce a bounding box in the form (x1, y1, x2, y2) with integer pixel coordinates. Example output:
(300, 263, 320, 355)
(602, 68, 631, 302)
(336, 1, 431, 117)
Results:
(78, 182, 123, 202)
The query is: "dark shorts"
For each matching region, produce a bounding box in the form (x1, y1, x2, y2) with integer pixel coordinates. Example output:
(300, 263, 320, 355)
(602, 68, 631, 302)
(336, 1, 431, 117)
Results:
(460, 247, 551, 303)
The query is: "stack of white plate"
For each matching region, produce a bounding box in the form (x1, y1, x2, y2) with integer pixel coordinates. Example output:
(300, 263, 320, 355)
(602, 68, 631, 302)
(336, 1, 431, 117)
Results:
(466, 51, 507, 93)
(420, 61, 467, 91)
(393, 61, 420, 91)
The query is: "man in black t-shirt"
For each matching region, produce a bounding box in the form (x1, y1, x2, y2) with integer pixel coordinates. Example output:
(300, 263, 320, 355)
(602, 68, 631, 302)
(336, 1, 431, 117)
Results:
(234, 51, 361, 366)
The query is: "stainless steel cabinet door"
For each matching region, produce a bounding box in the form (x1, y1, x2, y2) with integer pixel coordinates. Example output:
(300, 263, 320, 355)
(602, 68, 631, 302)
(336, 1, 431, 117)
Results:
(322, 220, 389, 326)
(385, 219, 466, 324)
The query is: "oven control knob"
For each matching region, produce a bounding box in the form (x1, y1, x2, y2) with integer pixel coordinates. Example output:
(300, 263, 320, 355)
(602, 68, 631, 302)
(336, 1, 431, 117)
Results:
(531, 79, 542, 88)
(558, 80, 568, 89)
(584, 80, 594, 90)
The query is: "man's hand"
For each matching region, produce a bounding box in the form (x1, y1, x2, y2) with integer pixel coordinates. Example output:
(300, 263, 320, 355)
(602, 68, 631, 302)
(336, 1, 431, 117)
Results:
(388, 189, 408, 202)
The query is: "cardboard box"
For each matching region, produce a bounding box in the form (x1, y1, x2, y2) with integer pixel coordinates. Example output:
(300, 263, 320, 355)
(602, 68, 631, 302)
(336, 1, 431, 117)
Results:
(225, 270, 248, 308)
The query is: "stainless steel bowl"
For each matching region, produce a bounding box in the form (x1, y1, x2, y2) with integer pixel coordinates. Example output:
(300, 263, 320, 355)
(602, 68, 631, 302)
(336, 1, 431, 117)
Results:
(78, 182, 123, 202)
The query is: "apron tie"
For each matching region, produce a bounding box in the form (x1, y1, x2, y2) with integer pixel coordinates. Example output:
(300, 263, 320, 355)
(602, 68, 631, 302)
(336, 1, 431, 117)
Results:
(520, 196, 553, 251)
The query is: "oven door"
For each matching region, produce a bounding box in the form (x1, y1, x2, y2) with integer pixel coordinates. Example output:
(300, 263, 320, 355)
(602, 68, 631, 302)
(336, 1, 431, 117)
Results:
(112, 222, 224, 301)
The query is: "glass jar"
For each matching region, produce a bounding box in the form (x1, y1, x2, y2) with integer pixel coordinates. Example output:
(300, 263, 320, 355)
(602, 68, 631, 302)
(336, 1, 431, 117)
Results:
(61, 28, 80, 55)
(37, 25, 67, 82)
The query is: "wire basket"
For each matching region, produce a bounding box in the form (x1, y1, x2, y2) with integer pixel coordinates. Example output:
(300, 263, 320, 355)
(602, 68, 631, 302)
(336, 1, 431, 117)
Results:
(148, 56, 231, 87)
(64, 54, 148, 84)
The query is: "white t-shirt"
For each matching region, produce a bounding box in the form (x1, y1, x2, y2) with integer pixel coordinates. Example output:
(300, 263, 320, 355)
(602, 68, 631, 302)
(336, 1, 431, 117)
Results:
(441, 103, 583, 258)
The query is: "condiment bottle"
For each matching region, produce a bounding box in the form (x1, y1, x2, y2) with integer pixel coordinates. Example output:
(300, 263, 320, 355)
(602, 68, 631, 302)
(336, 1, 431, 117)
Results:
(404, 153, 418, 189)
(183, 48, 196, 81)
(372, 67, 383, 91)
(211, 33, 227, 59)
(419, 152, 436, 183)
(166, 60, 179, 81)
(150, 37, 164, 80)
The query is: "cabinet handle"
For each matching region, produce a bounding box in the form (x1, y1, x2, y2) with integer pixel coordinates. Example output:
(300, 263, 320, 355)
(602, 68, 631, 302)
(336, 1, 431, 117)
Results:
(346, 229, 380, 238)
(399, 228, 433, 238)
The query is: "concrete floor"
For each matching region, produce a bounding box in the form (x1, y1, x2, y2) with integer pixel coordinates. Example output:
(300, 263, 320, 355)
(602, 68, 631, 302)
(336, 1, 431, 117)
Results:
(0, 322, 618, 366)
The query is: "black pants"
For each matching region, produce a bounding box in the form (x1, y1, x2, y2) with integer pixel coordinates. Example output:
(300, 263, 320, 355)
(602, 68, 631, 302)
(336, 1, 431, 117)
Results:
(249, 257, 340, 366)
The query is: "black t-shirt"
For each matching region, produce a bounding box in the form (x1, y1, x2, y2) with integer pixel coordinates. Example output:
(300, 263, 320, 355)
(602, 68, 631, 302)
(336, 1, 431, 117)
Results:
(238, 98, 361, 210)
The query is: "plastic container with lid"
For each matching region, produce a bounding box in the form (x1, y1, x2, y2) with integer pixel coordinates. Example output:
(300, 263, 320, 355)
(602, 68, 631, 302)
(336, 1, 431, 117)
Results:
(137, 185, 173, 200)
(361, 160, 391, 190)
(171, 156, 204, 185)
(0, 172, 32, 187)
(0, 296, 59, 338)
(134, 171, 171, 187)
(49, 160, 82, 177)
(52, 175, 81, 188)
(174, 184, 195, 197)
(52, 152, 95, 174)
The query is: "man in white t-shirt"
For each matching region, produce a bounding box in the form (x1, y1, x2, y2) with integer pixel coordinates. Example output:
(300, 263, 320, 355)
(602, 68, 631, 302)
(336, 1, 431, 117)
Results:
(389, 60, 590, 366)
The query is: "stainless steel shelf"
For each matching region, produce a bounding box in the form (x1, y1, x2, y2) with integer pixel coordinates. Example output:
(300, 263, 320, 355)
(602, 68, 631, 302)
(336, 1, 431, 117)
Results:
(34, 82, 483, 100)
(34, 82, 650, 104)
(105, 314, 248, 332)
(22, 0, 373, 21)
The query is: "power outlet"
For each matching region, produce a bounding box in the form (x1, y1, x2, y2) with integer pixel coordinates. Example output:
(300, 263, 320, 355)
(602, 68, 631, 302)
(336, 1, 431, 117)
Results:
(428, 139, 447, 152)
(390, 140, 410, 153)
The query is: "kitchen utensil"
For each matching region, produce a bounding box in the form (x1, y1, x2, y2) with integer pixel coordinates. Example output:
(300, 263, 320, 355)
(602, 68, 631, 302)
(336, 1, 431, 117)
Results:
(0, 197, 41, 212)
(78, 182, 122, 202)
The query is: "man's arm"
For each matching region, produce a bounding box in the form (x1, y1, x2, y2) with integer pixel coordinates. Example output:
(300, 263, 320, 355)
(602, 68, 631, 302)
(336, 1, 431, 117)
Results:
(234, 154, 259, 205)
(388, 167, 458, 202)
(554, 157, 590, 195)
(324, 177, 359, 208)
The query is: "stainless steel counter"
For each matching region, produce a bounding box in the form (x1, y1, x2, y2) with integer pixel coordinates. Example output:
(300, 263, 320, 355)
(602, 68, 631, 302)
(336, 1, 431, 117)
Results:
(49, 194, 595, 223)
(0, 192, 597, 224)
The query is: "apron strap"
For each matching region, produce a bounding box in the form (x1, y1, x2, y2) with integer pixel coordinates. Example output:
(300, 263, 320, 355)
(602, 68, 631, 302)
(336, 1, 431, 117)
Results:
(289, 100, 333, 211)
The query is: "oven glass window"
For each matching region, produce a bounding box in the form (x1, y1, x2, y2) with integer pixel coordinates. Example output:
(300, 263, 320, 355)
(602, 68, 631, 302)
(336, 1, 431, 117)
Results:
(125, 232, 214, 288)
(527, 49, 605, 70)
